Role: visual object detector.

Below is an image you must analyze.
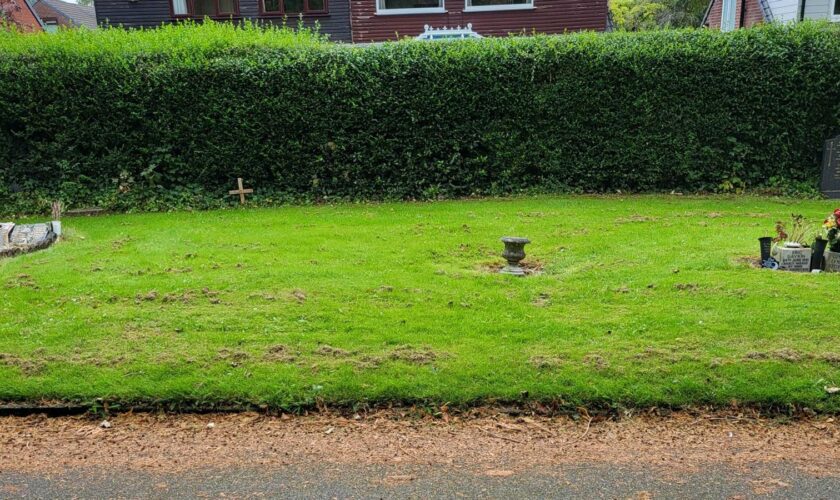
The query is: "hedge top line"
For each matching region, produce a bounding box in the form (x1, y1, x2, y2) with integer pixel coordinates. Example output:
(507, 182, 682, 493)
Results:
(0, 20, 837, 61)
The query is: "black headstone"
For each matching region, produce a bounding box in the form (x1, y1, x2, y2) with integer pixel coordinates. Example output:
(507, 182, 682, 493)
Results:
(821, 135, 840, 199)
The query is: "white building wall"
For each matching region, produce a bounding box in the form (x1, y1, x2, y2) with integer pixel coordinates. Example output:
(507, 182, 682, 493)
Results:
(803, 0, 831, 19)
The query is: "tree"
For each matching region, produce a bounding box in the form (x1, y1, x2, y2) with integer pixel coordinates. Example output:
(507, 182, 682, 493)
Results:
(659, 0, 709, 27)
(611, 0, 709, 30)
(0, 0, 23, 29)
(75, 0, 93, 6)
(611, 0, 667, 31)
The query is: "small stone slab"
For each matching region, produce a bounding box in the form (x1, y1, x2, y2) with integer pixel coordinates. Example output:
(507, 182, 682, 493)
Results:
(64, 207, 105, 217)
(826, 251, 840, 273)
(0, 223, 14, 247)
(0, 222, 57, 258)
(776, 247, 811, 272)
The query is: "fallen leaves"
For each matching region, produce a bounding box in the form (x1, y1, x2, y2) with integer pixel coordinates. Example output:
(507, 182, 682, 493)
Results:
(484, 469, 515, 478)
(382, 475, 417, 485)
(750, 478, 791, 495)
(0, 411, 837, 476)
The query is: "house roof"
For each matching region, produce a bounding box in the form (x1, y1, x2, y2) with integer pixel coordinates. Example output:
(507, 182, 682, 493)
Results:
(36, 0, 96, 29)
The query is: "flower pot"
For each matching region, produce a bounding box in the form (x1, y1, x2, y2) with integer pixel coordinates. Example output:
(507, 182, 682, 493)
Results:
(825, 251, 840, 273)
(775, 246, 811, 272)
(811, 238, 828, 271)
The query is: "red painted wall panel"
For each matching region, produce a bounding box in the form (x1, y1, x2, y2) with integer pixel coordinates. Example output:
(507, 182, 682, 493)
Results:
(705, 0, 765, 29)
(350, 0, 608, 43)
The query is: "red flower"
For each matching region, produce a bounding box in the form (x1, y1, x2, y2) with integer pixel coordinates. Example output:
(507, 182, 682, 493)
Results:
(834, 208, 840, 219)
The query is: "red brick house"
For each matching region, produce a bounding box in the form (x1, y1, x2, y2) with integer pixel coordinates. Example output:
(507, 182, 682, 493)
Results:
(350, 0, 610, 43)
(1, 0, 44, 31)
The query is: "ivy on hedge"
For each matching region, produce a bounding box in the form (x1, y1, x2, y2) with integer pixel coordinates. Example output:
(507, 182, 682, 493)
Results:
(1, 21, 839, 213)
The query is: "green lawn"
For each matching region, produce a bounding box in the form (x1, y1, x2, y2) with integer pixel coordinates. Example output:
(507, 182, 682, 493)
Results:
(1, 196, 839, 411)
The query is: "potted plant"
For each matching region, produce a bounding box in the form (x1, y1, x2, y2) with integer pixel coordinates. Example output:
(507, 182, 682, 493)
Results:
(823, 209, 840, 272)
(771, 214, 813, 272)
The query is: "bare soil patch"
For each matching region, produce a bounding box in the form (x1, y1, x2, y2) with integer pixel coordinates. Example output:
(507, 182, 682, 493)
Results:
(479, 260, 544, 275)
(388, 346, 441, 365)
(315, 345, 351, 357)
(733, 256, 762, 268)
(263, 345, 297, 363)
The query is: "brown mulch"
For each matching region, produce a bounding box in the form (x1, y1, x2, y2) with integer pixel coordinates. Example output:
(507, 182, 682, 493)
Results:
(0, 411, 837, 475)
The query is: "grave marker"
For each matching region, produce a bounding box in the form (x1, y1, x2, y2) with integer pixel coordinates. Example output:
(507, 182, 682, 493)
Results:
(821, 135, 840, 199)
(776, 246, 811, 272)
(0, 222, 57, 258)
(229, 178, 254, 205)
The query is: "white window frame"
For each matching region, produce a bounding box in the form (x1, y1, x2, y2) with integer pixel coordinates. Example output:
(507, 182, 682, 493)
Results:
(720, 0, 736, 32)
(376, 0, 445, 15)
(463, 0, 533, 13)
(831, 0, 840, 22)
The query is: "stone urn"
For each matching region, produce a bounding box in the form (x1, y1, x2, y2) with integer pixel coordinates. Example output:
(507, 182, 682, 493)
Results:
(826, 250, 840, 273)
(500, 237, 530, 276)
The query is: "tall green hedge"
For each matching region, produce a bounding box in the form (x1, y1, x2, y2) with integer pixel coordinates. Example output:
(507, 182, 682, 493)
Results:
(1, 22, 839, 213)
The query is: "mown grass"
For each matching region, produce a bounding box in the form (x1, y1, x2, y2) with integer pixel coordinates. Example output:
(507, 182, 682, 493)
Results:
(1, 196, 839, 411)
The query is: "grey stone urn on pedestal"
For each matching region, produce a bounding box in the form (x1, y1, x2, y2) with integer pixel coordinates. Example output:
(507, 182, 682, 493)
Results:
(500, 237, 530, 276)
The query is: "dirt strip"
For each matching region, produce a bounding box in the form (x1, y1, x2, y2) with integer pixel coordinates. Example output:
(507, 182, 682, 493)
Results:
(0, 411, 837, 476)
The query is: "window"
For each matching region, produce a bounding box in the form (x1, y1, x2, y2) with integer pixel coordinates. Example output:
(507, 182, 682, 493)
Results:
(376, 0, 444, 15)
(262, 0, 327, 14)
(720, 0, 736, 31)
(171, 0, 238, 17)
(833, 0, 840, 21)
(464, 0, 532, 12)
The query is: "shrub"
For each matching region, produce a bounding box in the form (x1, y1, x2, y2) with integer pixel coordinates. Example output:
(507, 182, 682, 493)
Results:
(1, 21, 839, 213)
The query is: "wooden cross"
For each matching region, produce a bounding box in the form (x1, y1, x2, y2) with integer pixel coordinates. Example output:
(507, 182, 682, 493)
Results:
(229, 178, 253, 205)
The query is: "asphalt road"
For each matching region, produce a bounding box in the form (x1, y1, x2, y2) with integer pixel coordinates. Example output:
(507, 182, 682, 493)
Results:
(2, 463, 837, 499)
